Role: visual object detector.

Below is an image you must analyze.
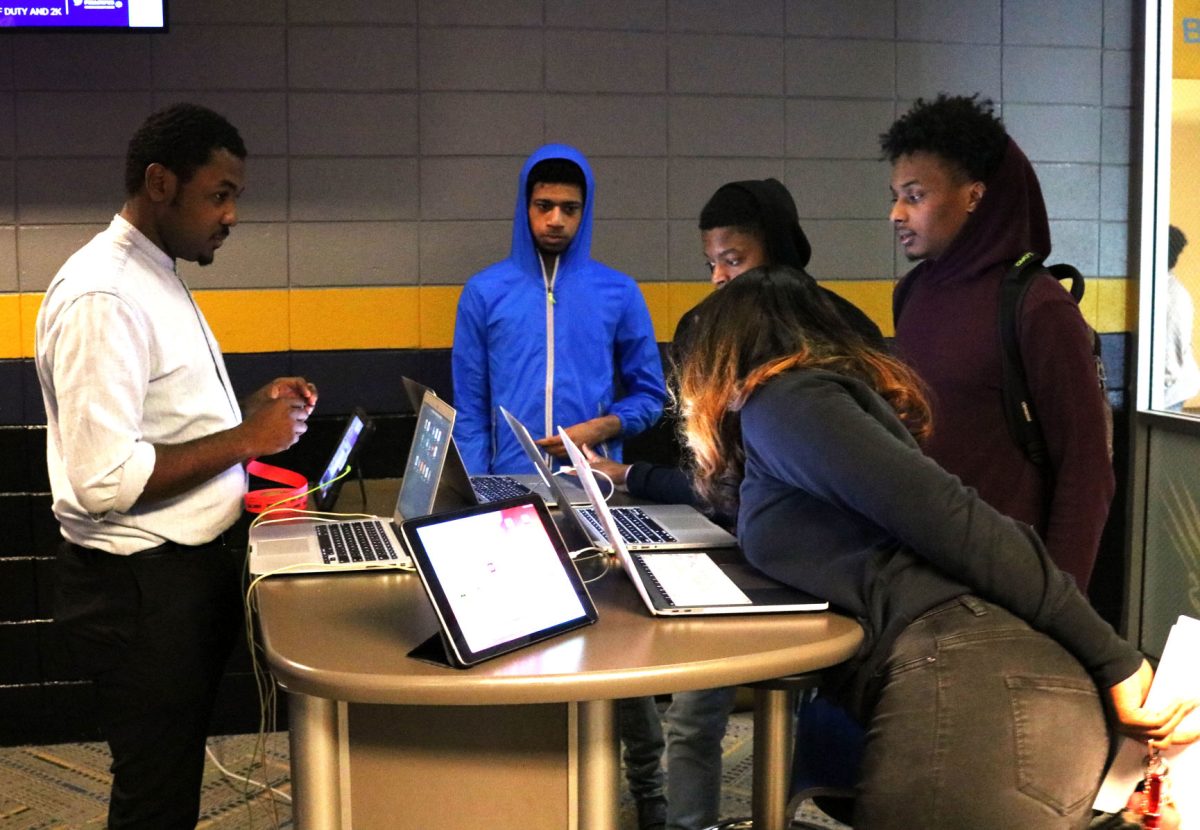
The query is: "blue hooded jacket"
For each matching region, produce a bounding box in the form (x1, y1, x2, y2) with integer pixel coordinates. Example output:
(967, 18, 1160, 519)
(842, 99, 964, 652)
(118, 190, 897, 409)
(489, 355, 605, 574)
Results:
(452, 144, 667, 474)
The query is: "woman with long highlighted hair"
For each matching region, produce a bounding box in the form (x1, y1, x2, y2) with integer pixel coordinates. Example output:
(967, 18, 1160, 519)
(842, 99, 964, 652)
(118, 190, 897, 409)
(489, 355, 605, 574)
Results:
(678, 265, 1195, 829)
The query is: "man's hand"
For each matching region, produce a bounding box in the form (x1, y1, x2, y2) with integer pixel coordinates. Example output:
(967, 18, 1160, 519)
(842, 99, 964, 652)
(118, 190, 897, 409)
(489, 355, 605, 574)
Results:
(141, 376, 318, 504)
(535, 414, 621, 459)
(244, 376, 318, 420)
(1109, 659, 1200, 748)
(582, 442, 630, 485)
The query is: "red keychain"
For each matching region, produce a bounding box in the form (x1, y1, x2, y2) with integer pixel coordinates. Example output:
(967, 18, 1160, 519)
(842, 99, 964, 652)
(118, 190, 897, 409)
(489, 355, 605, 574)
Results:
(1139, 746, 1170, 830)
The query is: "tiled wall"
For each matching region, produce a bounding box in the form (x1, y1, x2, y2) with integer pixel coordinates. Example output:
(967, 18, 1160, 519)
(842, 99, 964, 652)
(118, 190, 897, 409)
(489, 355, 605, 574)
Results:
(0, 0, 1138, 745)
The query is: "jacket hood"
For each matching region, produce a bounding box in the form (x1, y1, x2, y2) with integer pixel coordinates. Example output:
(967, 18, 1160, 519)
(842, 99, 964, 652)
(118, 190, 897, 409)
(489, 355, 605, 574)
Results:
(716, 178, 812, 269)
(510, 143, 596, 276)
(919, 137, 1051, 284)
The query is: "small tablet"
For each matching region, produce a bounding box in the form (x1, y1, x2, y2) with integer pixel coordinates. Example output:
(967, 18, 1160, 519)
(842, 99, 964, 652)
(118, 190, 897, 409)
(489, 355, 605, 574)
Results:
(312, 408, 374, 512)
(400, 495, 599, 668)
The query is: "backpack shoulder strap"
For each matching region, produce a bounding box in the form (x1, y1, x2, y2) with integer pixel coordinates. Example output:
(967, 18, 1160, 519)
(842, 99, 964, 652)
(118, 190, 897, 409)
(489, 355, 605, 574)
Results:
(998, 253, 1050, 468)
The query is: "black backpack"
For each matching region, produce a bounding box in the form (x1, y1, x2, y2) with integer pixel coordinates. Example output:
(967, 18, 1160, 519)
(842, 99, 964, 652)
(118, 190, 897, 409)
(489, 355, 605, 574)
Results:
(895, 253, 1113, 471)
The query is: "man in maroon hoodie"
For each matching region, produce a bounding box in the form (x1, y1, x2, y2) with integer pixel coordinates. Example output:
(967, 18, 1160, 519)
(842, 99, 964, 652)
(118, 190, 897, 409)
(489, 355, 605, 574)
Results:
(881, 93, 1113, 589)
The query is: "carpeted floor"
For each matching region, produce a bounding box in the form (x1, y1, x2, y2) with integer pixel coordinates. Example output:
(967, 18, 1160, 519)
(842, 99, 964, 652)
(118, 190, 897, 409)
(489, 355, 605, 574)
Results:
(0, 712, 847, 829)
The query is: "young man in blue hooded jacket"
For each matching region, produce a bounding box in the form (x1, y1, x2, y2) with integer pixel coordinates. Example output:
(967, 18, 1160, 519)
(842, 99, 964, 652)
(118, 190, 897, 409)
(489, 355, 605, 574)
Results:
(451, 144, 667, 476)
(451, 144, 670, 829)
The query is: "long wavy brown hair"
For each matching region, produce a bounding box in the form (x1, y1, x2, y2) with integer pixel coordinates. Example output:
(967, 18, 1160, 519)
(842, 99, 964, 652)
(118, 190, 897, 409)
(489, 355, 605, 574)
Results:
(678, 266, 932, 513)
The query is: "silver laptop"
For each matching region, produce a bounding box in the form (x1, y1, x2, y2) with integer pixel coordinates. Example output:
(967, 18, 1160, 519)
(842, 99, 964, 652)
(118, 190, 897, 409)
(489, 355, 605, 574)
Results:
(506, 409, 735, 551)
(247, 393, 462, 576)
(401, 376, 589, 507)
(560, 428, 828, 616)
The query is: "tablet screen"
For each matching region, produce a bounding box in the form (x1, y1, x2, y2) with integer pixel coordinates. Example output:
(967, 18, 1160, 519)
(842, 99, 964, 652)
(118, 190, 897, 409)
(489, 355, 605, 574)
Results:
(401, 496, 598, 666)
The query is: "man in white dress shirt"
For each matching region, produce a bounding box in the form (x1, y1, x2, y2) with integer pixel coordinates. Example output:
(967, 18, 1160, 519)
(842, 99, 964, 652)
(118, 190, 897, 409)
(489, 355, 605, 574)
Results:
(35, 103, 317, 830)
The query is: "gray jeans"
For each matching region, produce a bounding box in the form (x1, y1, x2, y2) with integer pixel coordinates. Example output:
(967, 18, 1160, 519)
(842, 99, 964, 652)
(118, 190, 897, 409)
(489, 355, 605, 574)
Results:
(854, 595, 1110, 830)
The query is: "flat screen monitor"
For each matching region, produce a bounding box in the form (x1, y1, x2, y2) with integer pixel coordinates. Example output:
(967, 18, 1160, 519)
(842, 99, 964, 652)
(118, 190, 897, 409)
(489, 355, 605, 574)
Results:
(1, 1, 167, 30)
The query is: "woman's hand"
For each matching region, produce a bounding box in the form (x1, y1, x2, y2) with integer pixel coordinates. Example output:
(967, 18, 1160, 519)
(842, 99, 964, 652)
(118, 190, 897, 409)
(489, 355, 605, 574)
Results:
(582, 443, 631, 486)
(1108, 659, 1200, 748)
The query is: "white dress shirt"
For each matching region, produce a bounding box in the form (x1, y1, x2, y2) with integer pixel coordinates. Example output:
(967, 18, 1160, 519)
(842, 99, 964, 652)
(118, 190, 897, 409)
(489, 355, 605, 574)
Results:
(36, 215, 246, 554)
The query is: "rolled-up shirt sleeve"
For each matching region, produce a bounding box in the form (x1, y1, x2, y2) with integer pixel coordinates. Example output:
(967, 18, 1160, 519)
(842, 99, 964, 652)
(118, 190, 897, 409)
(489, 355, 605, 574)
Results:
(50, 291, 157, 518)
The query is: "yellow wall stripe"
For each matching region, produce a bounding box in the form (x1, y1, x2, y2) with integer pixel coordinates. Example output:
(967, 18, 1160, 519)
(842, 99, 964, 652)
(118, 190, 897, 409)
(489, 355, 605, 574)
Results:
(2, 279, 1139, 359)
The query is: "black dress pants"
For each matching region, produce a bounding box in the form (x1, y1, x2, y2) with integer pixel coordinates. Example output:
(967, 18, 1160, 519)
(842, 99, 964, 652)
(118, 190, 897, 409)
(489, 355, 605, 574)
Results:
(54, 531, 245, 830)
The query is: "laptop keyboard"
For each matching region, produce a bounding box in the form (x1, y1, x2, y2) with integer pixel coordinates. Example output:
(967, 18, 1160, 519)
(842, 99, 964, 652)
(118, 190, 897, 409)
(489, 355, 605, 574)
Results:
(470, 475, 533, 502)
(316, 520, 399, 565)
(580, 506, 678, 545)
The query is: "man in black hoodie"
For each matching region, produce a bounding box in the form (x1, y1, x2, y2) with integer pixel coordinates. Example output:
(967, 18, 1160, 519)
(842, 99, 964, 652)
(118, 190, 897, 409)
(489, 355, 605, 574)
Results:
(587, 178, 882, 830)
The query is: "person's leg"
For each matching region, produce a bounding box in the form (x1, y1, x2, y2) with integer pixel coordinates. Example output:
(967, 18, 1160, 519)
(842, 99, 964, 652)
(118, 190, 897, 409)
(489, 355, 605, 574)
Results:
(664, 686, 737, 830)
(618, 696, 667, 829)
(854, 596, 1110, 830)
(55, 542, 243, 830)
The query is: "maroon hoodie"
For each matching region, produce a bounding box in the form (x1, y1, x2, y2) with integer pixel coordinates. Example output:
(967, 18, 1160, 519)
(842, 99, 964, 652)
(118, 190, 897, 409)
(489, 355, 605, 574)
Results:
(892, 138, 1113, 588)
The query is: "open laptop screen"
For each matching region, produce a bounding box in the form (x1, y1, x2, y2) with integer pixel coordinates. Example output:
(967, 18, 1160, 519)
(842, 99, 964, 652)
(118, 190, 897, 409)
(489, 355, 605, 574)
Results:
(396, 393, 455, 521)
(312, 408, 373, 512)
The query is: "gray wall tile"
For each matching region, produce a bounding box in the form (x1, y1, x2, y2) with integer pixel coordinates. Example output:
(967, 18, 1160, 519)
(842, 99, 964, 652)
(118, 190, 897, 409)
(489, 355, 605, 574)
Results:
(236, 158, 289, 223)
(290, 93, 419, 156)
(786, 39, 895, 98)
(0, 229, 15, 292)
(419, 157, 519, 220)
(591, 219, 668, 280)
(420, 28, 543, 92)
(670, 34, 784, 96)
(1103, 49, 1132, 108)
(896, 0, 1001, 44)
(289, 222, 419, 286)
(785, 159, 890, 219)
(544, 95, 668, 156)
(1100, 164, 1131, 223)
(786, 98, 897, 159)
(13, 36, 151, 90)
(667, 158, 787, 219)
(1049, 219, 1100, 274)
(180, 223, 289, 289)
(546, 31, 666, 93)
(1004, 47, 1102, 105)
(668, 217, 709, 281)
(896, 42, 1001, 102)
(16, 225, 106, 292)
(1004, 0, 1103, 47)
(291, 158, 418, 221)
(290, 0, 417, 24)
(1099, 220, 1129, 277)
(1104, 0, 1134, 50)
(17, 159, 121, 225)
(1101, 106, 1133, 165)
(1035, 163, 1101, 221)
(0, 94, 12, 157)
(0, 165, 13, 225)
(786, 0, 895, 39)
(589, 158, 668, 220)
(289, 27, 417, 90)
(669, 97, 785, 157)
(420, 93, 544, 155)
(805, 219, 894, 279)
(419, 220, 510, 284)
(418, 0, 542, 27)
(668, 0, 784, 35)
(170, 0, 286, 23)
(546, 0, 666, 30)
(1004, 104, 1102, 163)
(17, 92, 152, 157)
(153, 25, 286, 90)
